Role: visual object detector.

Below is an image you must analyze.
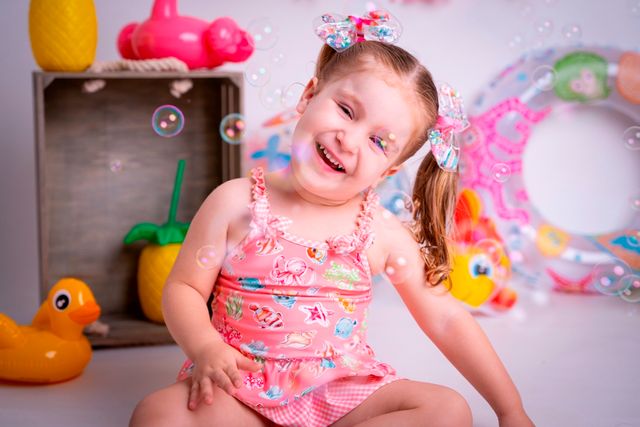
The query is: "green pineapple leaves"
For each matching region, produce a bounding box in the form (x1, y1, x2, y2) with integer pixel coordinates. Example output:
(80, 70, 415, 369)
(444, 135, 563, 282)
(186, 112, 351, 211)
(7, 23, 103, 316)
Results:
(124, 159, 190, 246)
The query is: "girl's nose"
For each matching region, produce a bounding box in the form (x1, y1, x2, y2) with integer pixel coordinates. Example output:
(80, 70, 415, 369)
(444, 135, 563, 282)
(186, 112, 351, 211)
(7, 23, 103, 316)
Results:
(336, 129, 359, 154)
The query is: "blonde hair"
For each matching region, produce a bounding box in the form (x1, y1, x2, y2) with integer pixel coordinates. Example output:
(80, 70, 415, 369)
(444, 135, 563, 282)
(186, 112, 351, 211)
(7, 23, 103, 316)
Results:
(314, 41, 459, 286)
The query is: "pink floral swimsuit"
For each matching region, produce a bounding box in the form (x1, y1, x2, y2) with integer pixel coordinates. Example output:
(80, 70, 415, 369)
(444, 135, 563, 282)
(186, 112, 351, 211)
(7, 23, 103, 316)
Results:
(178, 168, 399, 426)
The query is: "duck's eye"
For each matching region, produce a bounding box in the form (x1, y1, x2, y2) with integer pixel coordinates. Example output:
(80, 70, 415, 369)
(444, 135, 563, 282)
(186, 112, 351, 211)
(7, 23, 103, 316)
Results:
(53, 290, 71, 311)
(468, 254, 493, 278)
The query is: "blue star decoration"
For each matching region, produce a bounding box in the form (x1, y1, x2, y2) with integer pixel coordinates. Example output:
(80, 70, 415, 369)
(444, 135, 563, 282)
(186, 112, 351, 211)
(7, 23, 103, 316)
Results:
(250, 133, 291, 171)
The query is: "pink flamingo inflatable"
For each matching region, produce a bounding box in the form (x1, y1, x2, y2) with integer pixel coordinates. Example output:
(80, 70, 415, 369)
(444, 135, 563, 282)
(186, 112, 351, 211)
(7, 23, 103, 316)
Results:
(118, 0, 254, 69)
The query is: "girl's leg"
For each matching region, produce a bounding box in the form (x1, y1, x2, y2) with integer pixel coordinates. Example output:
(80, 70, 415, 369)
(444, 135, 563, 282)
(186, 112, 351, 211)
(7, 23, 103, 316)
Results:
(331, 379, 472, 427)
(129, 379, 272, 427)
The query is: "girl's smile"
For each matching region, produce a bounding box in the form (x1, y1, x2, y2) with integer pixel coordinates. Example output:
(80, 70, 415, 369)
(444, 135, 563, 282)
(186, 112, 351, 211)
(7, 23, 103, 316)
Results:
(315, 141, 346, 173)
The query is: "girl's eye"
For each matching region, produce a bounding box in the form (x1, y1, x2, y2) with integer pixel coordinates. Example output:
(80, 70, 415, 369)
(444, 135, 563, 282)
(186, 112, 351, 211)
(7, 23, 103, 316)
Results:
(370, 135, 387, 153)
(338, 104, 353, 119)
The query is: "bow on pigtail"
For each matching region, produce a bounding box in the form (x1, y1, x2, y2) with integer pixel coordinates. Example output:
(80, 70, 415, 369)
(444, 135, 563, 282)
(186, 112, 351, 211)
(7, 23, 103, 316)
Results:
(428, 83, 469, 172)
(314, 10, 402, 52)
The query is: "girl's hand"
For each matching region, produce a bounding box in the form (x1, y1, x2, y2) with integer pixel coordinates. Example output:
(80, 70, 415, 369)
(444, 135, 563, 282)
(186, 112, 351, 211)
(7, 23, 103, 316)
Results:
(498, 409, 535, 427)
(187, 340, 262, 410)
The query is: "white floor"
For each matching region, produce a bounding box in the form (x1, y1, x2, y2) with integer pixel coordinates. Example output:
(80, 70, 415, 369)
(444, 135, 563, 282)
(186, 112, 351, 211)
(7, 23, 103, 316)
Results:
(1, 283, 639, 427)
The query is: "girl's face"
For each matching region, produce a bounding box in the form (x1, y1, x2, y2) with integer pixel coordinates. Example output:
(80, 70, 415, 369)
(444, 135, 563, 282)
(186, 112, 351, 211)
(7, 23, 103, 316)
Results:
(290, 68, 421, 205)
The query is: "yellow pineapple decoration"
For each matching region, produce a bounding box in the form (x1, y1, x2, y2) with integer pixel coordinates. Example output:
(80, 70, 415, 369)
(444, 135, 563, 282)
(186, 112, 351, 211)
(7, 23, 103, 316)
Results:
(29, 0, 98, 71)
(124, 160, 189, 324)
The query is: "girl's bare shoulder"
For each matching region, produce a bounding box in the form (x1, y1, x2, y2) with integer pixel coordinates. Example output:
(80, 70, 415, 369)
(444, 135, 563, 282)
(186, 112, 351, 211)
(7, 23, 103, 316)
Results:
(203, 177, 253, 215)
(372, 206, 418, 244)
(368, 205, 420, 274)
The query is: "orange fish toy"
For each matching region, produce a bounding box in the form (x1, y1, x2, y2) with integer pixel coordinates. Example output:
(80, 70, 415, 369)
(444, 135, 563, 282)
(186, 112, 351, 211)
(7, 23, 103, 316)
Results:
(447, 189, 517, 313)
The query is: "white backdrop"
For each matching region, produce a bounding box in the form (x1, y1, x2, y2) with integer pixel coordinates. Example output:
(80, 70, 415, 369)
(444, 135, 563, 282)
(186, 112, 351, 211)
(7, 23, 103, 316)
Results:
(0, 0, 639, 323)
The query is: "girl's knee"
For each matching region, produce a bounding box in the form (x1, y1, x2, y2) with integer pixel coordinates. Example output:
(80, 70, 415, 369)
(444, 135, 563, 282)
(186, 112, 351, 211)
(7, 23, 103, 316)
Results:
(130, 382, 269, 427)
(432, 388, 472, 427)
(129, 389, 187, 427)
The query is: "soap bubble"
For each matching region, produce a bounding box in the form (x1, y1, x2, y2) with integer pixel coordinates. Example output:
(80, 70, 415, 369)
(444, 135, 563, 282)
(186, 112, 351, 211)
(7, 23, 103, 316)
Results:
(620, 274, 640, 303)
(519, 2, 535, 19)
(491, 163, 512, 183)
(532, 65, 556, 91)
(247, 18, 278, 50)
(534, 19, 554, 38)
(561, 23, 582, 40)
(385, 255, 410, 280)
(152, 105, 184, 138)
(196, 245, 219, 270)
(281, 82, 306, 109)
(109, 159, 123, 173)
(245, 62, 270, 87)
(473, 238, 505, 266)
(592, 261, 631, 296)
(291, 143, 314, 164)
(622, 126, 640, 151)
(259, 84, 284, 110)
(219, 113, 246, 145)
(387, 191, 414, 222)
(508, 34, 525, 49)
(270, 51, 286, 66)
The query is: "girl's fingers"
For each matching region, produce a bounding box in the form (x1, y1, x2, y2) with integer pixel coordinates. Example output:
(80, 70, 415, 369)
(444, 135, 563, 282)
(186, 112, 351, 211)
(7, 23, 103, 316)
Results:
(210, 369, 234, 395)
(236, 355, 261, 372)
(199, 377, 215, 405)
(224, 364, 243, 389)
(188, 379, 200, 410)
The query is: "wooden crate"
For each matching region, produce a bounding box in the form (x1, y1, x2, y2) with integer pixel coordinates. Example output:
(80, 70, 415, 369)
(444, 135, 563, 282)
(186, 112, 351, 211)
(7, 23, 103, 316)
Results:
(33, 71, 243, 347)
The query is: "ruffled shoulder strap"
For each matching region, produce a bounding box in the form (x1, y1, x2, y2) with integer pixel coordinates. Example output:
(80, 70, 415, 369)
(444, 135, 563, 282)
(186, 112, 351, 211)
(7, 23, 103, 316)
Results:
(354, 188, 380, 245)
(248, 167, 270, 229)
(248, 167, 291, 240)
(250, 167, 267, 201)
(327, 188, 380, 254)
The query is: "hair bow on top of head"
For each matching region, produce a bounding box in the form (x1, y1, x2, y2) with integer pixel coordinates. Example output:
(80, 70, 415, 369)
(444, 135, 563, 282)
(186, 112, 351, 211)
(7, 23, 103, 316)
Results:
(428, 83, 470, 172)
(314, 10, 403, 52)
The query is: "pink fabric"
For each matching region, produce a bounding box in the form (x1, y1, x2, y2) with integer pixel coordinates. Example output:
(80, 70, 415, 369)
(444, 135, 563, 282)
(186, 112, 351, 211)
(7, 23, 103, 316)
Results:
(256, 375, 400, 426)
(178, 167, 399, 426)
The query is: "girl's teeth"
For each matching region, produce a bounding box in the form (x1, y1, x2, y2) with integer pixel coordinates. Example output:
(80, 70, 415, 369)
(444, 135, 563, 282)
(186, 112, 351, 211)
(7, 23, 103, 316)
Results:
(319, 145, 344, 170)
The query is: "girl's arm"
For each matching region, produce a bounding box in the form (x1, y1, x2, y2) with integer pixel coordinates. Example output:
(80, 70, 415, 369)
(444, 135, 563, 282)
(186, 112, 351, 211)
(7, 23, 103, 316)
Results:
(162, 178, 260, 407)
(162, 180, 237, 358)
(377, 214, 532, 424)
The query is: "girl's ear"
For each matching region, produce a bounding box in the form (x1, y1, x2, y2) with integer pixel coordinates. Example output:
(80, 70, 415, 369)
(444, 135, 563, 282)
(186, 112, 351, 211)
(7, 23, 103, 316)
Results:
(373, 166, 401, 187)
(383, 166, 401, 178)
(296, 77, 319, 114)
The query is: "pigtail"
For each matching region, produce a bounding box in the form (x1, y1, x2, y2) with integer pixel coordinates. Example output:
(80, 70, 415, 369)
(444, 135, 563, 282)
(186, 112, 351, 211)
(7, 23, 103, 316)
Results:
(412, 152, 459, 287)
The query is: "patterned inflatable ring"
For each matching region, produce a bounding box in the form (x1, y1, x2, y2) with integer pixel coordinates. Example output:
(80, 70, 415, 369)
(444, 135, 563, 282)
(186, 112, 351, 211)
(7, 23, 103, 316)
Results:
(458, 46, 640, 299)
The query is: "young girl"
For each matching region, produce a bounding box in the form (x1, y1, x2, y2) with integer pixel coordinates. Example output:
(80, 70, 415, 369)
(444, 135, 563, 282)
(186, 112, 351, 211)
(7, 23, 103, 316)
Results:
(130, 17, 534, 427)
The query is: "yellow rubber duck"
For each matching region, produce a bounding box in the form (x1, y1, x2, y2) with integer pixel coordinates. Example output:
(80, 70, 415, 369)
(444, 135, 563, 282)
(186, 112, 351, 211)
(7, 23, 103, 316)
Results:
(0, 278, 101, 383)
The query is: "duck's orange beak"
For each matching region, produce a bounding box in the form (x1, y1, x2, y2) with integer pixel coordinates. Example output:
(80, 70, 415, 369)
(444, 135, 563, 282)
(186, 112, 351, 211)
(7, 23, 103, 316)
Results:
(69, 301, 101, 325)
